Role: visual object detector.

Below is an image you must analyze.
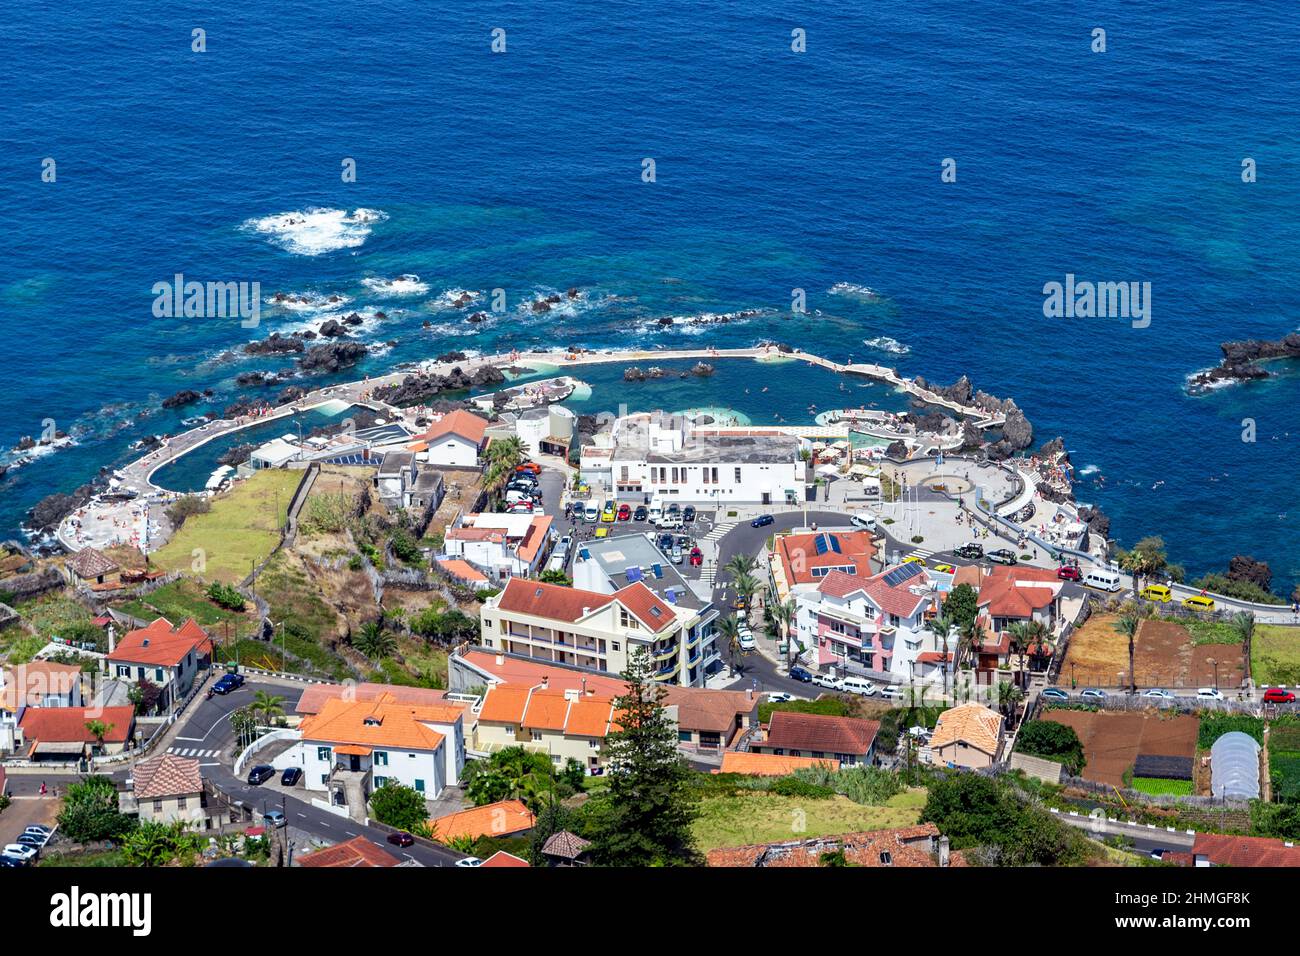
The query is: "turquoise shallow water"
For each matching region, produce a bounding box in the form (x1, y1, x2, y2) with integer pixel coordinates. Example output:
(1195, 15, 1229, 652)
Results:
(4, 0, 1300, 593)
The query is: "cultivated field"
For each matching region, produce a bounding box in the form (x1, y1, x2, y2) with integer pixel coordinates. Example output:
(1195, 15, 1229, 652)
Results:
(1042, 709, 1199, 787)
(1063, 614, 1244, 689)
(692, 791, 924, 852)
(1251, 624, 1300, 687)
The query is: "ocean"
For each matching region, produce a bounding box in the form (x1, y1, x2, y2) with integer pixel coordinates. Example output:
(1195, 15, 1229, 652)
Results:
(3, 1, 1299, 590)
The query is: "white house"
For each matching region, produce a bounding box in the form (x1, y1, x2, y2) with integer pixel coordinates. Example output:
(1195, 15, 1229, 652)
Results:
(250, 436, 302, 470)
(414, 409, 489, 468)
(104, 617, 211, 712)
(793, 563, 950, 686)
(609, 412, 807, 504)
(375, 451, 418, 509)
(443, 512, 554, 579)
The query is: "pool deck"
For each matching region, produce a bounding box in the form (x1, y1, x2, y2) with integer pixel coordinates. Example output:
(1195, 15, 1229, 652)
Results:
(55, 345, 1004, 554)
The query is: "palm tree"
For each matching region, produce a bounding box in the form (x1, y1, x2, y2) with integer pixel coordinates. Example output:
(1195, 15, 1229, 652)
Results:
(771, 598, 797, 668)
(488, 435, 526, 468)
(1113, 612, 1140, 693)
(84, 719, 113, 754)
(733, 572, 759, 612)
(926, 613, 954, 699)
(252, 690, 285, 726)
(715, 615, 744, 675)
(959, 617, 986, 669)
(724, 553, 758, 581)
(354, 618, 396, 661)
(1230, 611, 1255, 684)
(230, 707, 258, 751)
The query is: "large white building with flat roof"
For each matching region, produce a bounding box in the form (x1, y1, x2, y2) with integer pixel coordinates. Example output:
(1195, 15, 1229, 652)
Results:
(608, 412, 808, 504)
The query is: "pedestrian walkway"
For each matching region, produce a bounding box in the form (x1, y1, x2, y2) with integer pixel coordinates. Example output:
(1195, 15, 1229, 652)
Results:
(702, 521, 737, 543)
(168, 746, 222, 760)
(905, 547, 935, 562)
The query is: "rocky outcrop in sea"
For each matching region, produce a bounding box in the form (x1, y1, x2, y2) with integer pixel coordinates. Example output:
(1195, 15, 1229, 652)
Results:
(372, 365, 505, 406)
(1188, 333, 1300, 390)
(161, 389, 202, 409)
(298, 342, 368, 374)
(244, 333, 306, 356)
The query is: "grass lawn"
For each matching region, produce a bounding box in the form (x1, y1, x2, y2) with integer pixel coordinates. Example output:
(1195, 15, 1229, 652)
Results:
(692, 792, 923, 852)
(14, 595, 95, 642)
(115, 577, 254, 632)
(151, 470, 301, 583)
(1251, 624, 1300, 686)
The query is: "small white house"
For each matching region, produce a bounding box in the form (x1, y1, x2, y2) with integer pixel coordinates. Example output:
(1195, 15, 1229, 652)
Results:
(416, 410, 489, 468)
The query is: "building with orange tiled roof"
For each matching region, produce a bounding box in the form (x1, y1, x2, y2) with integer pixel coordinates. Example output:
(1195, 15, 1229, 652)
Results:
(769, 529, 876, 603)
(1186, 832, 1300, 867)
(292, 693, 467, 805)
(296, 836, 401, 868)
(748, 710, 879, 766)
(444, 512, 555, 578)
(481, 850, 531, 867)
(791, 561, 950, 687)
(922, 703, 1005, 769)
(18, 705, 136, 761)
(474, 680, 619, 773)
(415, 409, 490, 467)
(0, 660, 85, 755)
(427, 799, 535, 843)
(706, 823, 964, 868)
(123, 752, 208, 826)
(104, 617, 211, 713)
(718, 752, 840, 776)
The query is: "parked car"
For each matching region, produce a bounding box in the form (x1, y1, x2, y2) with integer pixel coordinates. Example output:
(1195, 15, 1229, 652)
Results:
(986, 548, 1018, 565)
(657, 533, 674, 551)
(849, 512, 877, 531)
(387, 831, 415, 847)
(247, 765, 276, 786)
(902, 555, 927, 567)
(788, 665, 813, 683)
(666, 503, 681, 517)
(601, 504, 616, 523)
(1040, 687, 1070, 701)
(1142, 688, 1177, 700)
(515, 462, 542, 475)
(455, 856, 483, 867)
(811, 672, 845, 691)
(633, 505, 648, 521)
(954, 543, 984, 559)
(1183, 595, 1216, 613)
(617, 504, 631, 521)
(263, 808, 287, 829)
(738, 634, 756, 652)
(1264, 688, 1297, 704)
(683, 505, 696, 523)
(2, 845, 37, 862)
(767, 692, 795, 703)
(1057, 565, 1082, 581)
(670, 543, 684, 565)
(1140, 584, 1172, 602)
(280, 767, 302, 787)
(750, 514, 775, 528)
(689, 546, 703, 567)
(1079, 688, 1107, 702)
(212, 673, 245, 695)
(931, 562, 955, 574)
(1196, 687, 1225, 701)
(23, 825, 53, 838)
(0, 856, 26, 868)
(879, 685, 904, 701)
(16, 834, 45, 850)
(656, 516, 685, 531)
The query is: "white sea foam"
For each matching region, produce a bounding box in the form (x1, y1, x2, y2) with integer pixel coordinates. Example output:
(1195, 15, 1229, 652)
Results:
(426, 288, 484, 311)
(243, 207, 386, 256)
(862, 336, 910, 355)
(829, 282, 883, 301)
(641, 308, 769, 334)
(1077, 464, 1100, 476)
(361, 274, 430, 296)
(266, 290, 351, 313)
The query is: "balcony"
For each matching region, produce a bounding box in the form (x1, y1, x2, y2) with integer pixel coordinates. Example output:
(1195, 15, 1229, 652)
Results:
(654, 659, 680, 680)
(653, 643, 679, 662)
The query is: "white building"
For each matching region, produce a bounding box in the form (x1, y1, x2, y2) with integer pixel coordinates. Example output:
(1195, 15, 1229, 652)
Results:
(793, 563, 950, 686)
(609, 412, 807, 504)
(443, 512, 554, 579)
(250, 436, 302, 470)
(413, 410, 489, 468)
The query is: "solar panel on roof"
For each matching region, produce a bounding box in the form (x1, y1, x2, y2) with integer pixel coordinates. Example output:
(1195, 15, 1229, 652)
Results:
(882, 563, 922, 587)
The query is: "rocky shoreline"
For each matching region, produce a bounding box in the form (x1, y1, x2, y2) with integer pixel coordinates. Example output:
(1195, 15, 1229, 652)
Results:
(1188, 332, 1300, 390)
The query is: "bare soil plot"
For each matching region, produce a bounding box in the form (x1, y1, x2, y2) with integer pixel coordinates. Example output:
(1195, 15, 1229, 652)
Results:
(1042, 710, 1199, 787)
(1063, 615, 1244, 689)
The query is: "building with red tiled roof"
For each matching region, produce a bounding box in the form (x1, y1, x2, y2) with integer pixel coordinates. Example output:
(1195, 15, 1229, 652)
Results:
(453, 648, 762, 753)
(923, 703, 1005, 769)
(1, 661, 83, 718)
(427, 799, 535, 844)
(126, 752, 207, 826)
(718, 752, 840, 776)
(444, 513, 554, 577)
(297, 836, 401, 868)
(748, 711, 879, 766)
(105, 617, 211, 712)
(475, 681, 619, 773)
(791, 561, 948, 686)
(294, 692, 467, 804)
(1188, 833, 1300, 867)
(18, 705, 136, 761)
(770, 530, 876, 602)
(707, 823, 965, 868)
(482, 850, 531, 867)
(416, 410, 489, 467)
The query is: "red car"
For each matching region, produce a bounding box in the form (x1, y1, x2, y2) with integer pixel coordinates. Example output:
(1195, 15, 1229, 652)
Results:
(387, 831, 415, 847)
(617, 504, 631, 521)
(689, 546, 703, 567)
(515, 462, 542, 475)
(1264, 688, 1296, 704)
(1057, 565, 1082, 581)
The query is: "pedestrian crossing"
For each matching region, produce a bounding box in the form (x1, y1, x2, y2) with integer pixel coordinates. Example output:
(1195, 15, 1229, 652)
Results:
(702, 521, 736, 543)
(700, 564, 719, 585)
(905, 548, 935, 562)
(168, 746, 221, 759)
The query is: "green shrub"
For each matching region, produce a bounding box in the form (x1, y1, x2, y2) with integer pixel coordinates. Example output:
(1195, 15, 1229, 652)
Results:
(206, 581, 247, 611)
(1017, 720, 1086, 775)
(768, 776, 835, 799)
(757, 697, 851, 723)
(1198, 713, 1264, 749)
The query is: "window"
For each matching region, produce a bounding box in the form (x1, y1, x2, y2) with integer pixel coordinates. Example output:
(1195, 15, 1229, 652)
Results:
(178, 797, 187, 810)
(711, 467, 718, 483)
(317, 746, 332, 761)
(531, 731, 543, 742)
(321, 774, 329, 785)
(374, 751, 388, 766)
(155, 668, 165, 682)
(734, 467, 742, 483)
(153, 799, 163, 812)
(117, 665, 130, 678)
(679, 730, 692, 742)
(589, 739, 599, 748)
(414, 779, 425, 793)
(374, 776, 388, 788)
(612, 641, 621, 652)
(880, 851, 892, 866)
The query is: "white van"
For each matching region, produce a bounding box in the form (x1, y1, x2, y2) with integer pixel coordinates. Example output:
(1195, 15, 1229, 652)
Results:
(648, 500, 663, 523)
(584, 503, 600, 522)
(840, 675, 877, 697)
(880, 685, 904, 701)
(849, 512, 877, 531)
(1082, 568, 1122, 592)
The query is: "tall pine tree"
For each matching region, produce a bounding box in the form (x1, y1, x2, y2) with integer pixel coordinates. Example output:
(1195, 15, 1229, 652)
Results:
(591, 647, 701, 866)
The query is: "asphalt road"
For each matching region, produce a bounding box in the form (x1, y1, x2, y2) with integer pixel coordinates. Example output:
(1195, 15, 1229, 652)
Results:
(169, 680, 467, 867)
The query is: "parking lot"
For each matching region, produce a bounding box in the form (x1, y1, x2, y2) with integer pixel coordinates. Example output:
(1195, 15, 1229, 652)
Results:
(0, 796, 59, 864)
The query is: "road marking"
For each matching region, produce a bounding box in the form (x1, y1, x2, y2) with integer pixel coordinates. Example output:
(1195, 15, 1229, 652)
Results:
(174, 736, 205, 742)
(200, 762, 220, 767)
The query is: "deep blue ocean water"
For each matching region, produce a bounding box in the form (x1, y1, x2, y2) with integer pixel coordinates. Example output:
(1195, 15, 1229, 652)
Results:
(3, 1, 1299, 589)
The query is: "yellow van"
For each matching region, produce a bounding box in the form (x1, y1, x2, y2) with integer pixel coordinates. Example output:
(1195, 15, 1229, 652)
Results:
(1140, 584, 1172, 603)
(1182, 595, 1215, 612)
